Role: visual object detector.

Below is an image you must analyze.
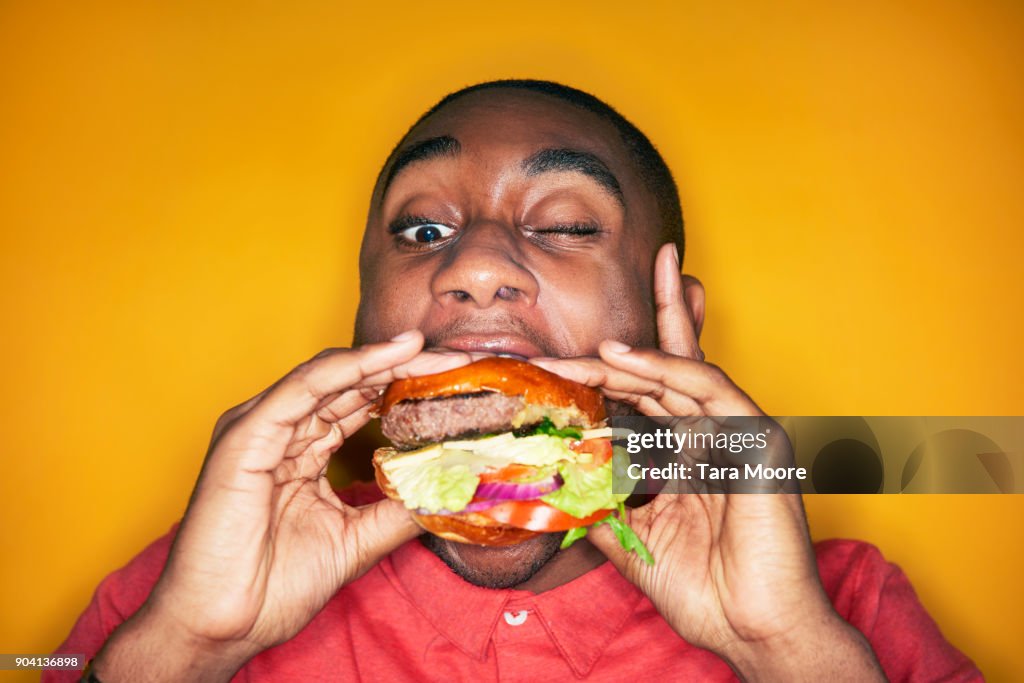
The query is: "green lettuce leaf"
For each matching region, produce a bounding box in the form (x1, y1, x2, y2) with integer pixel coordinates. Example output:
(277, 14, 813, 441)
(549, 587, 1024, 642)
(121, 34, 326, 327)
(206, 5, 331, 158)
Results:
(528, 416, 583, 440)
(387, 460, 479, 514)
(559, 501, 654, 566)
(541, 458, 622, 519)
(559, 525, 589, 548)
(596, 502, 655, 565)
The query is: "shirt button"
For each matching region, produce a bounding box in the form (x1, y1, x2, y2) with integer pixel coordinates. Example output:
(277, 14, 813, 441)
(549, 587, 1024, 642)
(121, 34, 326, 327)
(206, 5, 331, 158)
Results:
(503, 610, 529, 626)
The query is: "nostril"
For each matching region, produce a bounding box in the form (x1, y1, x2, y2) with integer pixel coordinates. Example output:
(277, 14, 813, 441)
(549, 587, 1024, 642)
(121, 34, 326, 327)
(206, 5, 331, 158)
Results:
(451, 290, 473, 302)
(496, 286, 520, 301)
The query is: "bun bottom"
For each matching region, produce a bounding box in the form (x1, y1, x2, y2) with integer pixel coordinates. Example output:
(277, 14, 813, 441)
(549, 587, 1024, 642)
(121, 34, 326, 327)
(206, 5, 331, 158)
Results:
(412, 511, 541, 546)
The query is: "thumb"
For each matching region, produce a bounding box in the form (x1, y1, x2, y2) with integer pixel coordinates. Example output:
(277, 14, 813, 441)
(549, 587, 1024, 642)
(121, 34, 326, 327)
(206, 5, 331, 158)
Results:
(343, 498, 423, 581)
(586, 512, 640, 581)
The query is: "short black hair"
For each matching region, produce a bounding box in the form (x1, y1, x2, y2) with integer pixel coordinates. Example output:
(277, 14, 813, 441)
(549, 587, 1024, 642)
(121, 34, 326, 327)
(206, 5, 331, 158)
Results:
(379, 79, 685, 259)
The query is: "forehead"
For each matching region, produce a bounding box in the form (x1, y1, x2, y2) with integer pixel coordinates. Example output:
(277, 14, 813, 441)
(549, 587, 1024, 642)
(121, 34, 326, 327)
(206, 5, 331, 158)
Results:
(390, 89, 633, 179)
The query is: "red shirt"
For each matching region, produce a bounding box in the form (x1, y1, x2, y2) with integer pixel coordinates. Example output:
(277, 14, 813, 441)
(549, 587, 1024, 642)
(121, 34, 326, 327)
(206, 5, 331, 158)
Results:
(48, 482, 982, 682)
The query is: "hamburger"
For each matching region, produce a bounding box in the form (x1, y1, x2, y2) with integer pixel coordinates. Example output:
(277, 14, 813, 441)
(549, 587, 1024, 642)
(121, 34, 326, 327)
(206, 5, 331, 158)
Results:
(372, 357, 652, 562)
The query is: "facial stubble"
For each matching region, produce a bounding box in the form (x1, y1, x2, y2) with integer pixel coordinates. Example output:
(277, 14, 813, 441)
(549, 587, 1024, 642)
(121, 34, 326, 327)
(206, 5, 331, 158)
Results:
(420, 532, 566, 589)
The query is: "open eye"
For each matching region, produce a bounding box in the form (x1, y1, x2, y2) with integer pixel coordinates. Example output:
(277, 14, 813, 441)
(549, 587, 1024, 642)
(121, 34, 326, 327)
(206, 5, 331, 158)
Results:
(394, 222, 455, 244)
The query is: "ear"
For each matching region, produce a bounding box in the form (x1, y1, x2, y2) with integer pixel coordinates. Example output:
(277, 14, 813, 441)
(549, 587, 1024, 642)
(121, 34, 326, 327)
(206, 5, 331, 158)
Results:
(681, 275, 706, 339)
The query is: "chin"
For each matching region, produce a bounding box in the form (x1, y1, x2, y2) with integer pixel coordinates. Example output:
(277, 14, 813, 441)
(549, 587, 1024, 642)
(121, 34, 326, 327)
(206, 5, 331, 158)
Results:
(420, 532, 565, 589)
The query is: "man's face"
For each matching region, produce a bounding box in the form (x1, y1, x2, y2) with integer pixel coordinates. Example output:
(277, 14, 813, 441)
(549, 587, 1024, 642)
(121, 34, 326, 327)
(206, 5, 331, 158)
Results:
(355, 89, 664, 587)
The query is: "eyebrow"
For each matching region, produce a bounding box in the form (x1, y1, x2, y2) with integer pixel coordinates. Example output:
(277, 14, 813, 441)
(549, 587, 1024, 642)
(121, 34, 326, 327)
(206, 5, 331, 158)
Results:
(382, 135, 461, 193)
(522, 148, 624, 205)
(380, 139, 624, 208)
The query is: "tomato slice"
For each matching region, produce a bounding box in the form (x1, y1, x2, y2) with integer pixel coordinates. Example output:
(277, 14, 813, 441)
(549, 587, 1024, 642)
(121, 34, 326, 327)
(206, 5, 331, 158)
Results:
(478, 463, 543, 484)
(570, 438, 613, 470)
(479, 500, 612, 531)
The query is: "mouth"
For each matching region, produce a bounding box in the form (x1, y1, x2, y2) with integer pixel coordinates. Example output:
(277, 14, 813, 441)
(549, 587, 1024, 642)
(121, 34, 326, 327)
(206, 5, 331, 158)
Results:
(433, 334, 545, 359)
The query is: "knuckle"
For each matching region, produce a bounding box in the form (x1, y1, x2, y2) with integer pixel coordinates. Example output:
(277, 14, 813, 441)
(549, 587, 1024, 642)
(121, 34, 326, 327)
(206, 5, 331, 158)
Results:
(317, 346, 348, 360)
(215, 408, 236, 428)
(292, 358, 316, 379)
(215, 401, 248, 431)
(284, 361, 322, 399)
(299, 347, 346, 373)
(628, 346, 659, 364)
(293, 354, 326, 382)
(703, 361, 724, 377)
(705, 363, 732, 388)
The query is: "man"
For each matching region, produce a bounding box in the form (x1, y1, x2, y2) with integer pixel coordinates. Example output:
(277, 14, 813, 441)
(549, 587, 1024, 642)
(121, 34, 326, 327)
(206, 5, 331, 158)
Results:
(52, 80, 980, 681)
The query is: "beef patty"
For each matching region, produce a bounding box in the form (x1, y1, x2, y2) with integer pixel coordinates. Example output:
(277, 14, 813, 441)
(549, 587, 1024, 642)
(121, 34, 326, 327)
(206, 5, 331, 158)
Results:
(381, 392, 526, 449)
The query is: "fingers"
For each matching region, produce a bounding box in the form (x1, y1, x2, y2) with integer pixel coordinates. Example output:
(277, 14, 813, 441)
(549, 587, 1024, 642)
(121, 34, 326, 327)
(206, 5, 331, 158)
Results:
(654, 243, 704, 360)
(274, 421, 345, 484)
(248, 331, 427, 428)
(365, 349, 483, 386)
(531, 352, 708, 416)
(200, 334, 420, 479)
(599, 343, 762, 417)
(533, 346, 761, 417)
(266, 344, 482, 427)
(202, 338, 483, 498)
(533, 355, 702, 416)
(209, 335, 473, 483)
(532, 355, 661, 394)
(314, 349, 482, 426)
(221, 344, 482, 447)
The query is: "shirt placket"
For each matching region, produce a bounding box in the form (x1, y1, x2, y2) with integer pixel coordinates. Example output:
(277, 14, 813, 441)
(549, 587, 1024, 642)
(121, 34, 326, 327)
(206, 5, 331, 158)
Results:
(490, 597, 572, 682)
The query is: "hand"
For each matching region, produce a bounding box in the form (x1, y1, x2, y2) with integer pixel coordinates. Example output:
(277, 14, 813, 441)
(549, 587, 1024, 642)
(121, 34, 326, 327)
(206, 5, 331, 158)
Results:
(93, 332, 477, 681)
(534, 245, 883, 681)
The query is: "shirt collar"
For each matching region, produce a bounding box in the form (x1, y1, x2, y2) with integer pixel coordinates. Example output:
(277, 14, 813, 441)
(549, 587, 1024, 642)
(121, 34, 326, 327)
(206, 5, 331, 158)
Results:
(380, 538, 646, 677)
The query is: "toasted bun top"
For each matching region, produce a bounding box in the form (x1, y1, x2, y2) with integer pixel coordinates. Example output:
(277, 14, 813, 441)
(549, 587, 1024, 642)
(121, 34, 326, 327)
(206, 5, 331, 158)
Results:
(379, 357, 605, 422)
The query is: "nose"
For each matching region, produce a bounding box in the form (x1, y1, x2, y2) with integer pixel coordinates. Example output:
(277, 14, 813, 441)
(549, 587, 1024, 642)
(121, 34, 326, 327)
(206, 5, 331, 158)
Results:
(430, 222, 539, 309)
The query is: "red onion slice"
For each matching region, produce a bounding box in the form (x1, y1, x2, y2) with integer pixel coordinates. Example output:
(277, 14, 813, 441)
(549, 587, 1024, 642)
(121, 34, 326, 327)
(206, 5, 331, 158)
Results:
(474, 474, 562, 501)
(463, 499, 504, 513)
(416, 475, 563, 516)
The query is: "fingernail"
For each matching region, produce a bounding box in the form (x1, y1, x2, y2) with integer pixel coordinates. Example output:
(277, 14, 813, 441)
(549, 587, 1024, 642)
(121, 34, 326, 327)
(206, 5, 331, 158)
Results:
(389, 330, 419, 343)
(672, 243, 680, 267)
(604, 340, 632, 354)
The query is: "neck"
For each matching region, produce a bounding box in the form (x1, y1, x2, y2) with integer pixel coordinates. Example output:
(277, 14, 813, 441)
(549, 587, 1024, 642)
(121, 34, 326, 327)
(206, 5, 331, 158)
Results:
(515, 539, 607, 593)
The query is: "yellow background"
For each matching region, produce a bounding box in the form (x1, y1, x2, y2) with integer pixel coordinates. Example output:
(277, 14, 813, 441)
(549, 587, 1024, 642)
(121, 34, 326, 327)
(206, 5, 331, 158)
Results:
(1, 1, 1022, 680)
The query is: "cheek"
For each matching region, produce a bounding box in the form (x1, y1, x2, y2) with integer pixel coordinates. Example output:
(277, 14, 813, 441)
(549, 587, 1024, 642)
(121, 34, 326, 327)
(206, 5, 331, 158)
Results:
(605, 291, 656, 348)
(355, 261, 434, 343)
(541, 261, 654, 352)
